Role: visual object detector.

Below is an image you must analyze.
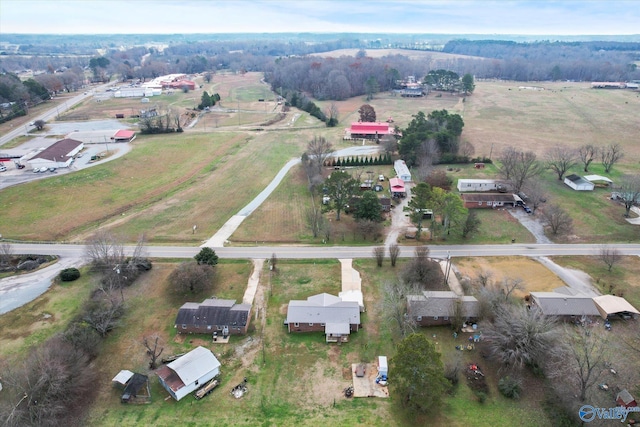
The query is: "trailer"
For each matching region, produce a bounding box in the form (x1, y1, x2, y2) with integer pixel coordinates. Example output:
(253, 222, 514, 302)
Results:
(194, 378, 219, 400)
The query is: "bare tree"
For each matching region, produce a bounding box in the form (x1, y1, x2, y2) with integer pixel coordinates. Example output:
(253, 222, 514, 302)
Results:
(498, 147, 544, 192)
(381, 280, 417, 338)
(562, 325, 609, 402)
(475, 270, 494, 288)
(459, 141, 475, 159)
(83, 296, 124, 337)
(541, 204, 574, 236)
(401, 246, 443, 288)
(169, 261, 216, 295)
(388, 243, 400, 267)
(500, 277, 524, 300)
(599, 245, 622, 272)
(545, 146, 578, 180)
(414, 139, 440, 182)
(326, 102, 339, 126)
(1, 336, 97, 427)
(615, 174, 640, 217)
(578, 144, 597, 172)
(373, 246, 385, 267)
(497, 146, 519, 181)
(306, 136, 333, 175)
(306, 206, 324, 238)
(143, 335, 164, 369)
(522, 180, 547, 214)
(382, 136, 398, 155)
(0, 242, 13, 269)
(84, 230, 125, 270)
(600, 143, 624, 173)
(485, 304, 562, 372)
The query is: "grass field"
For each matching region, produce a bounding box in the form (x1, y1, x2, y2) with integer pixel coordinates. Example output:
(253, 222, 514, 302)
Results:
(4, 71, 638, 244)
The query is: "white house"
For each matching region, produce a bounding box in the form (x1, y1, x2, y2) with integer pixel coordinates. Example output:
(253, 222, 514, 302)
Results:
(457, 179, 505, 192)
(27, 138, 83, 170)
(156, 346, 221, 401)
(394, 160, 412, 182)
(564, 174, 595, 191)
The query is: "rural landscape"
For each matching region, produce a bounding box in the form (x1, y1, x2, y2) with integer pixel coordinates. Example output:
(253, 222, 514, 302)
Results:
(1, 15, 640, 427)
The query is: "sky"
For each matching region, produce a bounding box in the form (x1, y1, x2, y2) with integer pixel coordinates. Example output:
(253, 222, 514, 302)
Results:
(0, 0, 638, 36)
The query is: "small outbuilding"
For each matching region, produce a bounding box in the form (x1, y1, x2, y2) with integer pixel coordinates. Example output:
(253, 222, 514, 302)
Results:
(377, 356, 388, 377)
(616, 389, 637, 408)
(156, 346, 221, 401)
(564, 174, 595, 191)
(592, 295, 640, 320)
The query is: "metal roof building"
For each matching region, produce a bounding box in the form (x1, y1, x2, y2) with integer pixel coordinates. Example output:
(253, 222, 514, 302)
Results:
(156, 346, 221, 401)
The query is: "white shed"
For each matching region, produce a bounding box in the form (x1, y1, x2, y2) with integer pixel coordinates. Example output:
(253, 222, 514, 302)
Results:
(377, 356, 388, 377)
(156, 346, 220, 401)
(394, 160, 412, 182)
(564, 174, 595, 191)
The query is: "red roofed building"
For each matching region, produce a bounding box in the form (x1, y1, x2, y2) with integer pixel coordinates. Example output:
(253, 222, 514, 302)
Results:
(346, 122, 398, 140)
(162, 80, 196, 90)
(390, 177, 406, 198)
(112, 129, 136, 143)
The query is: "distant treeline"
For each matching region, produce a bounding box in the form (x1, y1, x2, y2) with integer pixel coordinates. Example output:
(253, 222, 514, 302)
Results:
(443, 39, 640, 81)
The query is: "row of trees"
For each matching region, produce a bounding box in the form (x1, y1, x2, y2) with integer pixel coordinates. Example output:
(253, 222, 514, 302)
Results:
(0, 73, 51, 122)
(0, 233, 152, 426)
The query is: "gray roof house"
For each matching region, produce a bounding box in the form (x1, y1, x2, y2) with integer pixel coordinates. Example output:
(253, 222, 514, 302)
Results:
(407, 291, 480, 326)
(156, 346, 220, 401)
(284, 293, 361, 343)
(529, 291, 600, 318)
(175, 298, 251, 336)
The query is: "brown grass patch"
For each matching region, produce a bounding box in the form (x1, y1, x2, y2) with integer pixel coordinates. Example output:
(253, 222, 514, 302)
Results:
(455, 256, 565, 297)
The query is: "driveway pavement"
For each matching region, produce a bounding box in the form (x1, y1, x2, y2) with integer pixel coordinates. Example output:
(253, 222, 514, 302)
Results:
(0, 257, 85, 315)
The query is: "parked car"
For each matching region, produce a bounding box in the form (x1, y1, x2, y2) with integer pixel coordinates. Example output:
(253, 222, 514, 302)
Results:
(523, 205, 532, 214)
(39, 167, 49, 173)
(48, 167, 57, 172)
(0, 165, 7, 172)
(378, 174, 385, 182)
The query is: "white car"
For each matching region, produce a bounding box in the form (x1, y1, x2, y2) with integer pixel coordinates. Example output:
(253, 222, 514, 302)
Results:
(379, 174, 385, 182)
(39, 167, 49, 173)
(0, 165, 7, 172)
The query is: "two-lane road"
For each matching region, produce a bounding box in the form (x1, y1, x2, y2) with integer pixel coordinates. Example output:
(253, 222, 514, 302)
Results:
(9, 242, 640, 259)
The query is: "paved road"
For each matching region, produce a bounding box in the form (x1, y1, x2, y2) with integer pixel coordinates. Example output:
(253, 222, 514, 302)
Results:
(0, 81, 116, 147)
(8, 242, 640, 259)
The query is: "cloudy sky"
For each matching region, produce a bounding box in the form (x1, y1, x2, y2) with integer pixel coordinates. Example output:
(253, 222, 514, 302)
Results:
(1, 0, 638, 35)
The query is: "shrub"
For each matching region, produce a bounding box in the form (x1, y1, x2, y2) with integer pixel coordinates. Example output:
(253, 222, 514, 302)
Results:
(60, 267, 81, 282)
(474, 391, 487, 403)
(498, 376, 522, 399)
